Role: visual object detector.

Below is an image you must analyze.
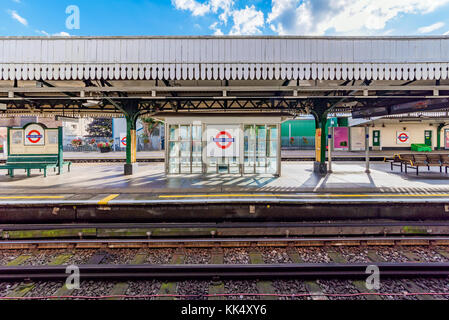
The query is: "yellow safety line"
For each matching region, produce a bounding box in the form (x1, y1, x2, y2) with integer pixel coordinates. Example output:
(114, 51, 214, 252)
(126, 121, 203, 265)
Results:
(0, 196, 65, 199)
(98, 194, 119, 205)
(160, 193, 449, 199)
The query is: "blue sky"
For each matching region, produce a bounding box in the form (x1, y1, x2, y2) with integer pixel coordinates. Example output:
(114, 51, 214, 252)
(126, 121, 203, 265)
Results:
(2, 0, 449, 37)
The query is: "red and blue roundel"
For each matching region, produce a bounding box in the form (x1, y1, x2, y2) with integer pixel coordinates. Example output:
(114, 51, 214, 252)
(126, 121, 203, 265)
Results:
(213, 131, 235, 149)
(26, 130, 43, 144)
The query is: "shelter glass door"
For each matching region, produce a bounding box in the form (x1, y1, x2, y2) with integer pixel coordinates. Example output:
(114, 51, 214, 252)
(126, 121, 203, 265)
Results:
(244, 124, 278, 174)
(167, 124, 202, 174)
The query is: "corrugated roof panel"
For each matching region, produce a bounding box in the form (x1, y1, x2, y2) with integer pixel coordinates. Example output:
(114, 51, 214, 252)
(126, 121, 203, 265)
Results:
(0, 37, 449, 80)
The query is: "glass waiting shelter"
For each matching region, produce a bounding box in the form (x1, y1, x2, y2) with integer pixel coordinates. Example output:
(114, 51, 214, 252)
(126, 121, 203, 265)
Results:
(164, 115, 282, 176)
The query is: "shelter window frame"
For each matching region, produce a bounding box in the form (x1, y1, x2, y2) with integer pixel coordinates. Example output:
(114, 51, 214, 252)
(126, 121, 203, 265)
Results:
(167, 124, 203, 174)
(244, 124, 279, 175)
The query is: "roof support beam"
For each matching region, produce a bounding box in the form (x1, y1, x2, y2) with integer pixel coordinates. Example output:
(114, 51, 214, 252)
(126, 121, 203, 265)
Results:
(36, 80, 77, 98)
(2, 85, 449, 94)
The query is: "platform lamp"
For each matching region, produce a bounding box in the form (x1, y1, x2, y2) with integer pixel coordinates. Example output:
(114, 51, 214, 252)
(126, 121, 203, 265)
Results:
(82, 100, 101, 107)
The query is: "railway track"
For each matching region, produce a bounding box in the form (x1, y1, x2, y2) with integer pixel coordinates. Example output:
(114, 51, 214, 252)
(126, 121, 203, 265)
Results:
(2, 220, 449, 242)
(1, 262, 449, 281)
(1, 242, 449, 300)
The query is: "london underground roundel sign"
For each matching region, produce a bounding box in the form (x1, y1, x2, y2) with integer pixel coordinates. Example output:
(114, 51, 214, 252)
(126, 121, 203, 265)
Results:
(24, 124, 46, 146)
(121, 136, 127, 147)
(397, 131, 410, 144)
(26, 130, 43, 144)
(213, 131, 235, 149)
(206, 125, 240, 157)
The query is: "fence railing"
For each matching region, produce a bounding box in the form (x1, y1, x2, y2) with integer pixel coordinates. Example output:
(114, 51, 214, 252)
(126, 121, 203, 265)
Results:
(281, 136, 315, 150)
(63, 136, 164, 152)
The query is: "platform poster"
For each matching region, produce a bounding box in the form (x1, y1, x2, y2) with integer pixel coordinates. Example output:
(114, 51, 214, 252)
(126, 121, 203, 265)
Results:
(445, 130, 449, 149)
(206, 125, 240, 158)
(333, 127, 349, 150)
(315, 129, 321, 162)
(350, 127, 365, 151)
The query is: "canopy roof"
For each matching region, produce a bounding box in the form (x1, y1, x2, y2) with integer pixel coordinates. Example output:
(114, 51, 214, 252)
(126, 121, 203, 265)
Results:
(0, 36, 448, 118)
(1, 36, 449, 82)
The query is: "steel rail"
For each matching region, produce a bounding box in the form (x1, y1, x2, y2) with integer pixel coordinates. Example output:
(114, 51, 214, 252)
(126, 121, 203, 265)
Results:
(1, 263, 448, 281)
(2, 220, 449, 231)
(1, 235, 449, 245)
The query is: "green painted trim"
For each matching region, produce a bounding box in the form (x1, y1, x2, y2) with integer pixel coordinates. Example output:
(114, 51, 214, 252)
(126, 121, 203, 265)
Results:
(58, 127, 63, 174)
(7, 127, 10, 157)
(437, 123, 445, 150)
(320, 116, 327, 163)
(8, 154, 59, 157)
(125, 111, 140, 165)
(126, 116, 132, 164)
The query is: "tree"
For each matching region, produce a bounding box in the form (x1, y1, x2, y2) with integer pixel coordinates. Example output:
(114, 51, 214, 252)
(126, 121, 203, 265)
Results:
(86, 118, 112, 137)
(141, 117, 163, 138)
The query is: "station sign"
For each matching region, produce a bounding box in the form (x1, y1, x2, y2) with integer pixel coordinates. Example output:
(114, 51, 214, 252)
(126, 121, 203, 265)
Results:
(396, 131, 410, 144)
(207, 125, 240, 157)
(315, 129, 321, 162)
(446, 130, 449, 149)
(120, 133, 127, 148)
(24, 124, 45, 146)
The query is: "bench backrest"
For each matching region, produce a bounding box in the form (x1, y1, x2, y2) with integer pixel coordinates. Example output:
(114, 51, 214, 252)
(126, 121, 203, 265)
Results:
(413, 154, 428, 163)
(399, 154, 414, 161)
(441, 154, 449, 164)
(7, 155, 58, 164)
(427, 154, 442, 163)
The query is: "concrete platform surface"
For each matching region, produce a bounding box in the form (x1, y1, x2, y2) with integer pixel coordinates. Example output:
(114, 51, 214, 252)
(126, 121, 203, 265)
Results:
(0, 162, 448, 200)
(3, 150, 448, 161)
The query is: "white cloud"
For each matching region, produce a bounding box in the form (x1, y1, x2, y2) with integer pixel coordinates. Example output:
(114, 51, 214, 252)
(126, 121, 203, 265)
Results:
(418, 22, 445, 33)
(267, 0, 449, 35)
(210, 21, 224, 35)
(210, 0, 234, 23)
(8, 10, 28, 26)
(35, 30, 71, 37)
(35, 30, 50, 36)
(443, 30, 449, 35)
(53, 31, 71, 37)
(229, 5, 264, 35)
(172, 0, 210, 16)
(173, 0, 263, 35)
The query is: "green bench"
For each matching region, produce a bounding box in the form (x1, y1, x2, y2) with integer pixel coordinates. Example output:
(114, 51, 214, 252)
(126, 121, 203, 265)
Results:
(0, 155, 71, 178)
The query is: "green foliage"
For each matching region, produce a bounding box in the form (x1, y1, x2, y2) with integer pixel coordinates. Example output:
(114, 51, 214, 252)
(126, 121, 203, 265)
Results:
(71, 138, 82, 147)
(141, 117, 163, 136)
(86, 118, 112, 137)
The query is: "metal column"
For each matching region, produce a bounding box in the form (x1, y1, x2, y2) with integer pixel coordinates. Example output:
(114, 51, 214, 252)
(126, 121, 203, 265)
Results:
(328, 126, 333, 173)
(365, 126, 370, 174)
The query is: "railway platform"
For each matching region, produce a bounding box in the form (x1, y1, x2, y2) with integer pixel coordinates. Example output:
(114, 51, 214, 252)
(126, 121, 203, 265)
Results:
(3, 150, 449, 162)
(0, 161, 448, 223)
